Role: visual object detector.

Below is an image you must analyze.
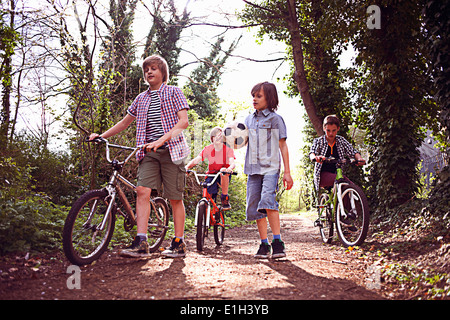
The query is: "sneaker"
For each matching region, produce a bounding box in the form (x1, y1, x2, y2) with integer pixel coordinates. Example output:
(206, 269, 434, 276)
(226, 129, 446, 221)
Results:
(254, 242, 271, 259)
(271, 239, 286, 259)
(221, 194, 231, 210)
(119, 237, 150, 258)
(161, 237, 186, 258)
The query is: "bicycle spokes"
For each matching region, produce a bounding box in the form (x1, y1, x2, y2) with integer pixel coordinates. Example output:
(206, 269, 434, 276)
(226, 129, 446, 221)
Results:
(336, 185, 369, 247)
(63, 190, 116, 265)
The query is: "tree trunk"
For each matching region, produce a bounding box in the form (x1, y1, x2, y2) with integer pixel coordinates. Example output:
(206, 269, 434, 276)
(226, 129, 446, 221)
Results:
(286, 0, 323, 136)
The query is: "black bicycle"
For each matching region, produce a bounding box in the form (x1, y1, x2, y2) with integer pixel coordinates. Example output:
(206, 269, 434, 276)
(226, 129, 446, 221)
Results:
(62, 137, 170, 265)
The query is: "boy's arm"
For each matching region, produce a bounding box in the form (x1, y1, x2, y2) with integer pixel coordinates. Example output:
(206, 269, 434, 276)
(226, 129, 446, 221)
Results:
(143, 109, 189, 152)
(221, 157, 236, 172)
(185, 154, 202, 170)
(279, 139, 293, 190)
(89, 114, 134, 140)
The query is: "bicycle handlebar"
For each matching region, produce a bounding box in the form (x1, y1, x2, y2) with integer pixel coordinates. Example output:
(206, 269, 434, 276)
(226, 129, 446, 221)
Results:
(187, 170, 237, 187)
(312, 157, 365, 165)
(86, 137, 143, 165)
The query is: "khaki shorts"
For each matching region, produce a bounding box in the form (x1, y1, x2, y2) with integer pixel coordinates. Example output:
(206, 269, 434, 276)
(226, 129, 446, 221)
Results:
(137, 148, 186, 200)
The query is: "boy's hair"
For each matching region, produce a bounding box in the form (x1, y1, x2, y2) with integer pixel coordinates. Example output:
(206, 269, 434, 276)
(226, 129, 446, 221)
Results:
(142, 55, 170, 84)
(210, 127, 222, 142)
(323, 115, 340, 128)
(251, 81, 279, 111)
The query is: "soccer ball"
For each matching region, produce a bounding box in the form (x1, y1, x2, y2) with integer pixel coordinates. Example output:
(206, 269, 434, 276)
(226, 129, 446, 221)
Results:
(222, 121, 248, 149)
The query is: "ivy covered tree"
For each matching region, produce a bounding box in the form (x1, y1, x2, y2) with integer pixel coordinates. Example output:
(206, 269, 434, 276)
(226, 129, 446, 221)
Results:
(353, 0, 437, 212)
(423, 0, 450, 218)
(142, 0, 190, 86)
(100, 0, 139, 117)
(183, 36, 239, 118)
(0, 3, 20, 149)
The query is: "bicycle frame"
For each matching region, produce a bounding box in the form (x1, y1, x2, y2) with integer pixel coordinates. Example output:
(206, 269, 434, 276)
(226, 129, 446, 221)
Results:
(318, 166, 349, 225)
(89, 138, 142, 231)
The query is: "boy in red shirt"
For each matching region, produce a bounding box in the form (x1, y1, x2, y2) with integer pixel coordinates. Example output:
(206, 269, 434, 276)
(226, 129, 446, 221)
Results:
(186, 127, 235, 209)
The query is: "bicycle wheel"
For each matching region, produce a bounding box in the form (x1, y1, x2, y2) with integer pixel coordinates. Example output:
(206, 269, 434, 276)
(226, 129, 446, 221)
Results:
(213, 210, 225, 246)
(63, 189, 116, 265)
(336, 184, 370, 247)
(196, 200, 208, 251)
(317, 192, 333, 244)
(147, 197, 170, 252)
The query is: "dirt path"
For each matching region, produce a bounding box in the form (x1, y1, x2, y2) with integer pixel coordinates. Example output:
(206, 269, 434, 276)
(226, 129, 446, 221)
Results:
(0, 213, 384, 301)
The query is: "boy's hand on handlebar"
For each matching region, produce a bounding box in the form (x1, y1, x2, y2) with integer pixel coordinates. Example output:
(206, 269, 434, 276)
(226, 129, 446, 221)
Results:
(355, 158, 366, 166)
(314, 155, 326, 164)
(220, 167, 234, 174)
(89, 133, 100, 141)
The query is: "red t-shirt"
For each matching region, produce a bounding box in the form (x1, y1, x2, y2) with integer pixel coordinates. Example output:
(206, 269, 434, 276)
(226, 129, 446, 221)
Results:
(200, 144, 235, 173)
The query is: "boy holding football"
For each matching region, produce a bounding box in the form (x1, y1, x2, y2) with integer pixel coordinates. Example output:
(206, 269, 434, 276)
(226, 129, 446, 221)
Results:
(245, 81, 293, 259)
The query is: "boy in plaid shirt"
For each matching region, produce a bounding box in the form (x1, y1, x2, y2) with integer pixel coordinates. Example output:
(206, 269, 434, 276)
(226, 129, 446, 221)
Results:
(309, 115, 365, 191)
(89, 55, 190, 258)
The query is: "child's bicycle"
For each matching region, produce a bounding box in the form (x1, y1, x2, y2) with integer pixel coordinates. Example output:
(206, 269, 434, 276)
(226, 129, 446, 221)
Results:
(62, 137, 170, 265)
(313, 157, 370, 247)
(187, 170, 237, 251)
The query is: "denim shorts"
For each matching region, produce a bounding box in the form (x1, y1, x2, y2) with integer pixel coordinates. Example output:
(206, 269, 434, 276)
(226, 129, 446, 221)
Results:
(246, 173, 279, 221)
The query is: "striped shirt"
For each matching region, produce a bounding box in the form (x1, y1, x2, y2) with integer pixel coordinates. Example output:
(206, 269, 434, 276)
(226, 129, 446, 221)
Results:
(146, 91, 165, 143)
(127, 83, 190, 163)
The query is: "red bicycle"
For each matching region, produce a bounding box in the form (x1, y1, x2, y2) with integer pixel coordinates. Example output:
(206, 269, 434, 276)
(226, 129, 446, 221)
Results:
(187, 170, 237, 251)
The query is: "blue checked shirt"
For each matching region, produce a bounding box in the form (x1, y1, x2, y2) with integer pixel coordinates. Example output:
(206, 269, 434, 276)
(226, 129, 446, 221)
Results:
(127, 83, 190, 163)
(309, 135, 359, 191)
(244, 108, 287, 175)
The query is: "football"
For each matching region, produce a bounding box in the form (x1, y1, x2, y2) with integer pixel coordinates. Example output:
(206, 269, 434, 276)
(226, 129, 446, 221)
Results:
(222, 121, 249, 149)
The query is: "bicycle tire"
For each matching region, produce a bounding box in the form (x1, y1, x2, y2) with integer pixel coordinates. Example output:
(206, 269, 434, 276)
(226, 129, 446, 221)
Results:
(336, 183, 370, 247)
(147, 197, 170, 252)
(318, 192, 333, 244)
(213, 210, 225, 246)
(196, 200, 208, 251)
(63, 189, 116, 265)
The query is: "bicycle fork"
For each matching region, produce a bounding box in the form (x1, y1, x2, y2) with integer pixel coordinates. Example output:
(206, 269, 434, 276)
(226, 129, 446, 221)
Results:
(194, 199, 210, 227)
(86, 173, 119, 232)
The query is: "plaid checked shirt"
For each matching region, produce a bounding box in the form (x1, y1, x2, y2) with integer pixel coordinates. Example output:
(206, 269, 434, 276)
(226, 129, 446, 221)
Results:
(309, 135, 359, 191)
(127, 83, 190, 163)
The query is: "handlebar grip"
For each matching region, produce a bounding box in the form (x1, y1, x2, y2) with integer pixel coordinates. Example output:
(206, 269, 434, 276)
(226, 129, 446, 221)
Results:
(85, 136, 107, 143)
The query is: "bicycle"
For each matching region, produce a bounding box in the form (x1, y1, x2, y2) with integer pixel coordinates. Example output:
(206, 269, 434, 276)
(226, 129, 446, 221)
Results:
(313, 157, 370, 247)
(62, 137, 170, 265)
(187, 170, 237, 251)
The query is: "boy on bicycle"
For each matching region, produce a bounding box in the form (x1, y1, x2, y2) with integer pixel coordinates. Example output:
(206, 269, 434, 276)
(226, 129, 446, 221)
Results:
(309, 114, 365, 191)
(185, 127, 236, 209)
(89, 55, 190, 258)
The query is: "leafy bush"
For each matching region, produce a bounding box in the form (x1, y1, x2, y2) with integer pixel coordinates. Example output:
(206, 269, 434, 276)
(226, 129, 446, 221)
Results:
(0, 197, 67, 254)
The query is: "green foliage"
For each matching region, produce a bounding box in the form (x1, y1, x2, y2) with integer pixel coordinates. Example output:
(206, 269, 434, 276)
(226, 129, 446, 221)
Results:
(383, 263, 450, 300)
(143, 0, 190, 86)
(184, 36, 239, 118)
(352, 0, 437, 212)
(0, 8, 21, 146)
(0, 197, 67, 254)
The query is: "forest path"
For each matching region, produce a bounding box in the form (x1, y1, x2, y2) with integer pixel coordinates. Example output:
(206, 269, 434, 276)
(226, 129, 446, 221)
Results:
(0, 213, 383, 301)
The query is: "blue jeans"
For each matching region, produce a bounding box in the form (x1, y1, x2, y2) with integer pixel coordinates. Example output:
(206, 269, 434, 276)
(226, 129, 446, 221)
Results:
(246, 173, 279, 221)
